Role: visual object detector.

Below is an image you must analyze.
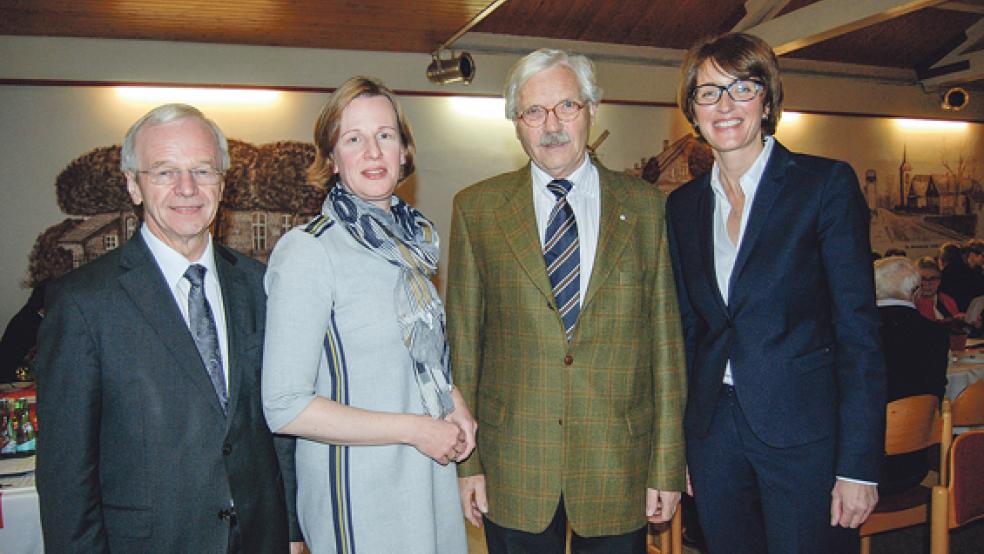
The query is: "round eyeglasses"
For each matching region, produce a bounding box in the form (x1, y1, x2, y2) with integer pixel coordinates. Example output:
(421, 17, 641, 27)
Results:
(137, 167, 223, 187)
(517, 99, 585, 127)
(691, 79, 764, 106)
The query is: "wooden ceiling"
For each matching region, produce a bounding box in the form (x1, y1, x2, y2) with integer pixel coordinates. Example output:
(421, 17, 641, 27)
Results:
(2, 0, 982, 88)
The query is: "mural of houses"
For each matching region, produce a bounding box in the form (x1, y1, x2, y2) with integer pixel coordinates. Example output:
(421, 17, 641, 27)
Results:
(625, 134, 713, 195)
(869, 146, 984, 258)
(56, 211, 138, 268)
(215, 210, 316, 263)
(33, 140, 325, 284)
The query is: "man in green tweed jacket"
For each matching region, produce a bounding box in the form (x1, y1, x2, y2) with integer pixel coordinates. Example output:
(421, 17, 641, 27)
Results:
(446, 48, 687, 553)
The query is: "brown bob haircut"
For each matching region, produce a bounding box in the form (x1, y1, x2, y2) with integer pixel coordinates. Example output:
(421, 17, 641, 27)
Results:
(308, 76, 416, 188)
(678, 32, 784, 139)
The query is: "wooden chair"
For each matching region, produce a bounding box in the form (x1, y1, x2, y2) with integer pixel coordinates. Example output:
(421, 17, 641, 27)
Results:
(859, 396, 952, 554)
(951, 379, 984, 428)
(646, 507, 682, 554)
(930, 430, 984, 553)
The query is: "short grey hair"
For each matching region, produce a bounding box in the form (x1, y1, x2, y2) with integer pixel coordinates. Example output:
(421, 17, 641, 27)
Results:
(874, 256, 921, 301)
(503, 49, 603, 120)
(120, 103, 230, 174)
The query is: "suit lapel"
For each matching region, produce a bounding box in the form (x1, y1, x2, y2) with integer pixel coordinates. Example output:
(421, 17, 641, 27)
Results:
(117, 235, 226, 417)
(729, 143, 789, 291)
(214, 245, 256, 422)
(582, 168, 634, 310)
(493, 166, 556, 303)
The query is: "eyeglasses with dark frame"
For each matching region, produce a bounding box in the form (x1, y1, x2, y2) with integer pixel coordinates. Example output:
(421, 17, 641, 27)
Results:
(516, 99, 585, 127)
(691, 79, 764, 106)
(137, 166, 224, 187)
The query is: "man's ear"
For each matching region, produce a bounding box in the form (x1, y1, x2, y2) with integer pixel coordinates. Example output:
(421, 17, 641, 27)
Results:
(125, 173, 144, 205)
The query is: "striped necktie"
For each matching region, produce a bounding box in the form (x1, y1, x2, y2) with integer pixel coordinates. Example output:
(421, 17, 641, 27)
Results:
(184, 264, 229, 415)
(544, 179, 580, 341)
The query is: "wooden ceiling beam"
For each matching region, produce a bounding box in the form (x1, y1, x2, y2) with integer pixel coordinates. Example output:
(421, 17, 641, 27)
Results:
(746, 0, 949, 55)
(937, 1, 984, 14)
(921, 18, 984, 86)
(732, 0, 791, 32)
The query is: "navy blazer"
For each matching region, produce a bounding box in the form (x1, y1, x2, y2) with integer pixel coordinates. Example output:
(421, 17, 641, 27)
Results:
(666, 141, 886, 482)
(36, 234, 297, 553)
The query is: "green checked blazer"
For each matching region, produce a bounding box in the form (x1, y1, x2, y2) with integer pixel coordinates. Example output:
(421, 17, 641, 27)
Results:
(446, 163, 687, 537)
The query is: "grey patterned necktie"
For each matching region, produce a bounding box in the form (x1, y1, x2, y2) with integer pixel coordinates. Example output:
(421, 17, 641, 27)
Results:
(184, 264, 228, 415)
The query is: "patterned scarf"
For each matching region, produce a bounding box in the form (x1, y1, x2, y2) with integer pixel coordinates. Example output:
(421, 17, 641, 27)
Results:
(326, 184, 455, 418)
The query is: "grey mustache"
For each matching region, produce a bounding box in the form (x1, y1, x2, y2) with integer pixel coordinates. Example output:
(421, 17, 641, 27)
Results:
(540, 131, 571, 146)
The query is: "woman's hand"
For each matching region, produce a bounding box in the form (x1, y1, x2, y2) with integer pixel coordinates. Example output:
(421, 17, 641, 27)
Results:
(409, 415, 466, 464)
(445, 387, 478, 461)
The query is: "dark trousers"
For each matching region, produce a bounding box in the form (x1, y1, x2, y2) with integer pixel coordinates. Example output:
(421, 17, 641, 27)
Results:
(687, 385, 859, 554)
(483, 496, 647, 554)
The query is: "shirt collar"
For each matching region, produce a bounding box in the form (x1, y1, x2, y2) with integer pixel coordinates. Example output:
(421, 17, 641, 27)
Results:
(531, 153, 593, 197)
(140, 225, 218, 289)
(709, 135, 775, 201)
(877, 298, 916, 309)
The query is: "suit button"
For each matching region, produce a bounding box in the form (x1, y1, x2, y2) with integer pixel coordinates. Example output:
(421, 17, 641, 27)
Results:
(558, 418, 563, 426)
(222, 443, 232, 455)
(563, 355, 573, 366)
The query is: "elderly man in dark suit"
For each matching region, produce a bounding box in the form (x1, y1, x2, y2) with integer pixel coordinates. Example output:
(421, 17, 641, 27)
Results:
(447, 49, 687, 554)
(36, 104, 301, 553)
(874, 256, 949, 493)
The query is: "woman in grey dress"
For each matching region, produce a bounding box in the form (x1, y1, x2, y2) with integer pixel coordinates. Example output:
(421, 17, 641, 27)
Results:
(262, 76, 474, 554)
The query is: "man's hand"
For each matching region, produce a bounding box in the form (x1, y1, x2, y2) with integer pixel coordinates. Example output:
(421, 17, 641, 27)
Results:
(830, 480, 878, 528)
(289, 541, 306, 554)
(646, 488, 681, 523)
(446, 387, 478, 462)
(458, 475, 489, 528)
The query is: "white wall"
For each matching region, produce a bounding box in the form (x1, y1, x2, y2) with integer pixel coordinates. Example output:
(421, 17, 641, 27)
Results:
(0, 36, 982, 322)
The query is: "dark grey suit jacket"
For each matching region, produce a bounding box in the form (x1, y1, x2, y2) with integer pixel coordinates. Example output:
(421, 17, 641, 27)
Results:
(37, 234, 298, 553)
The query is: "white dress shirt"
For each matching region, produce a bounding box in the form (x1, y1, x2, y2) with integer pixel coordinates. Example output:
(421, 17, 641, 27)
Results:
(531, 154, 601, 300)
(711, 136, 775, 385)
(141, 225, 230, 385)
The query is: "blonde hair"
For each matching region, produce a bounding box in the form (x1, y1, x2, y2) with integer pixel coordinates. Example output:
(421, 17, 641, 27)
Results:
(308, 76, 416, 188)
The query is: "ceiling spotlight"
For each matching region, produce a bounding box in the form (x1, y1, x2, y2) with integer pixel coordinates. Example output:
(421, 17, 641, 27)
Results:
(941, 87, 969, 112)
(427, 50, 475, 85)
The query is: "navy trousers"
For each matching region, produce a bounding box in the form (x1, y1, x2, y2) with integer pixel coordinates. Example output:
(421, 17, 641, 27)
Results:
(687, 385, 859, 554)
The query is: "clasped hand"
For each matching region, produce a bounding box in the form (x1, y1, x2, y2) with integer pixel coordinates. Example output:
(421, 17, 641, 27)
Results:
(412, 388, 477, 465)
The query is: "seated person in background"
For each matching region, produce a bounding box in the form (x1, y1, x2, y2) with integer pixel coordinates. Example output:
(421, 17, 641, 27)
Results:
(874, 256, 949, 493)
(915, 256, 964, 325)
(966, 239, 984, 276)
(939, 242, 983, 311)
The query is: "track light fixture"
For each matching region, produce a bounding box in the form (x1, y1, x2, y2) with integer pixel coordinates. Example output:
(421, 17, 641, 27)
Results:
(425, 0, 509, 86)
(427, 50, 475, 85)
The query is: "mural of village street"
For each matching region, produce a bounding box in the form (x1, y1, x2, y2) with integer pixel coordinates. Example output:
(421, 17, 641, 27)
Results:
(27, 132, 981, 290)
(628, 135, 982, 260)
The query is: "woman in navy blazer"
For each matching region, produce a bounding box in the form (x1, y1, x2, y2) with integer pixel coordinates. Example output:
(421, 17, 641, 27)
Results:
(666, 33, 886, 554)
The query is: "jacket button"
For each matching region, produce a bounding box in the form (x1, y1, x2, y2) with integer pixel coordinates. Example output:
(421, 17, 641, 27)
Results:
(558, 418, 563, 426)
(222, 443, 232, 455)
(563, 355, 573, 366)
